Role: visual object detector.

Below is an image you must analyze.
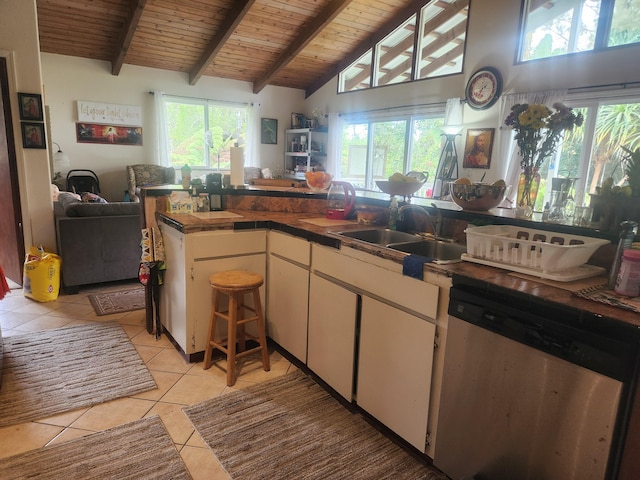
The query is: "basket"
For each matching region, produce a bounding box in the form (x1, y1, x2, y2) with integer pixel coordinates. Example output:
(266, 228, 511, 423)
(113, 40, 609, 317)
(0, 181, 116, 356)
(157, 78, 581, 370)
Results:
(464, 225, 609, 274)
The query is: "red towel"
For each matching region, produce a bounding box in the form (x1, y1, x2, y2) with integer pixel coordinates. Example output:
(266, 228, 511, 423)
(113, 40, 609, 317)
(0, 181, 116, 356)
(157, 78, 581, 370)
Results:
(0, 265, 11, 300)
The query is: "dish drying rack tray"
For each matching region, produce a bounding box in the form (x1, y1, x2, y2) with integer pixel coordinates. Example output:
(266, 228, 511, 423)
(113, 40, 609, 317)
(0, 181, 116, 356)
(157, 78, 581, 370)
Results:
(463, 225, 609, 282)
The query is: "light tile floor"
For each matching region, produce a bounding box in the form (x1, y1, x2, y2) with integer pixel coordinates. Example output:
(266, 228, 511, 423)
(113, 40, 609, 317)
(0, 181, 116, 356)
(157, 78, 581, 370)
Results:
(0, 280, 296, 479)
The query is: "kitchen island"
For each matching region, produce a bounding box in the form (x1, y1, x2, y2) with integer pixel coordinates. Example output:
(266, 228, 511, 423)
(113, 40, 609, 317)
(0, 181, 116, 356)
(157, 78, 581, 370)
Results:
(150, 185, 639, 479)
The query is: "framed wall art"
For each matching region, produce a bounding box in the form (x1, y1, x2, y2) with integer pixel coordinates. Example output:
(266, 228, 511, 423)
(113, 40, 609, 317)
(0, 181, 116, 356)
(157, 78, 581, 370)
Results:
(18, 93, 44, 121)
(261, 118, 277, 145)
(463, 128, 495, 169)
(76, 123, 143, 146)
(21, 122, 46, 149)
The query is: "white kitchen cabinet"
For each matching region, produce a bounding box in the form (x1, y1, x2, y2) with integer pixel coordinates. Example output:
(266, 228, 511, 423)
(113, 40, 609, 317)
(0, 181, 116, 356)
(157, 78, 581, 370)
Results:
(307, 272, 358, 401)
(284, 127, 328, 179)
(311, 242, 445, 453)
(266, 231, 311, 362)
(357, 295, 436, 452)
(159, 224, 266, 359)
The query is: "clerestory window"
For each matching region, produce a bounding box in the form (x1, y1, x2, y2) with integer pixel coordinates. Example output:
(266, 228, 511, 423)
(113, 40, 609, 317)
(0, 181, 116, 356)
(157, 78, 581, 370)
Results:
(338, 0, 469, 93)
(519, 0, 640, 62)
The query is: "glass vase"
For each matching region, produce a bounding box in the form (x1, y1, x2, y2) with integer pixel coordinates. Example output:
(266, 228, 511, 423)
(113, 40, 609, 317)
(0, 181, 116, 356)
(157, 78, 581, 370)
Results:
(516, 168, 540, 218)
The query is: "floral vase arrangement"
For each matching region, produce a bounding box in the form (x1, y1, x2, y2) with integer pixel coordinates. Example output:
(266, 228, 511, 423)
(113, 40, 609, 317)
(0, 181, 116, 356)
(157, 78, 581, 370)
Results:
(505, 102, 583, 217)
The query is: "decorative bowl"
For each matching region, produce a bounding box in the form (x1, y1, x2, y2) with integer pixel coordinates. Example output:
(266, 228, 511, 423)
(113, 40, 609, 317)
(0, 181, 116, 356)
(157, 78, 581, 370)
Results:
(375, 180, 425, 197)
(449, 182, 509, 211)
(305, 171, 332, 192)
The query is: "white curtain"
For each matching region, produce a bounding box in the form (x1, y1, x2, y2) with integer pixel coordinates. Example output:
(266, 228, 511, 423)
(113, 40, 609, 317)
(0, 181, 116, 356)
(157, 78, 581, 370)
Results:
(152, 91, 169, 167)
(244, 103, 259, 167)
(327, 112, 344, 178)
(497, 89, 567, 205)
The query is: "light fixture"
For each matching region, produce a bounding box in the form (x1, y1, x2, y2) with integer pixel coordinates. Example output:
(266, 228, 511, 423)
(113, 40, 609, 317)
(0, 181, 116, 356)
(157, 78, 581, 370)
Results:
(432, 99, 463, 199)
(52, 142, 71, 174)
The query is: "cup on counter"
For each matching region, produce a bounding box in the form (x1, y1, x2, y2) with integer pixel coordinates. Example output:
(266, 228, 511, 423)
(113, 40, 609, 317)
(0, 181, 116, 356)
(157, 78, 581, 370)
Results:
(573, 206, 593, 227)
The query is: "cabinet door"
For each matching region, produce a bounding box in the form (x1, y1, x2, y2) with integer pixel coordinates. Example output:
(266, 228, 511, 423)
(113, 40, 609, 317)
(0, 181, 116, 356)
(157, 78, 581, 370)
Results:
(267, 254, 309, 362)
(307, 273, 357, 401)
(357, 296, 435, 452)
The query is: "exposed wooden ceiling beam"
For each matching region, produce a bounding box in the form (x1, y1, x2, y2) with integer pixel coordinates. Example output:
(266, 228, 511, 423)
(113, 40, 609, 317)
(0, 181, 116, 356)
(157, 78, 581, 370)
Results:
(111, 0, 147, 76)
(189, 0, 257, 86)
(305, 0, 429, 98)
(252, 0, 354, 94)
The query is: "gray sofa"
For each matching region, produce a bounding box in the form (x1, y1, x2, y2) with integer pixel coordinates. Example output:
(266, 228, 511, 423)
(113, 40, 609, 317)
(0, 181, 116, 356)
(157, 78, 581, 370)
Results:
(54, 192, 142, 293)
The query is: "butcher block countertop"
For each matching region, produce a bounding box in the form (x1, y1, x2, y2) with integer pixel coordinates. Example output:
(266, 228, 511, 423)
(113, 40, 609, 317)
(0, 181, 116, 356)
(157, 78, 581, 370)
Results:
(157, 208, 640, 331)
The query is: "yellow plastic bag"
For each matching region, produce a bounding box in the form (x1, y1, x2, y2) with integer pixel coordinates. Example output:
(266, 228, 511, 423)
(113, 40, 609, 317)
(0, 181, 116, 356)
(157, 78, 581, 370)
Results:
(23, 246, 61, 302)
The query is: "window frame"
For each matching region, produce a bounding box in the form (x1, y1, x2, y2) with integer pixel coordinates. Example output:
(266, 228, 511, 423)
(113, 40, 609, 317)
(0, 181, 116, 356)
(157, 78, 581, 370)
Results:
(338, 107, 446, 195)
(516, 0, 640, 64)
(161, 94, 250, 171)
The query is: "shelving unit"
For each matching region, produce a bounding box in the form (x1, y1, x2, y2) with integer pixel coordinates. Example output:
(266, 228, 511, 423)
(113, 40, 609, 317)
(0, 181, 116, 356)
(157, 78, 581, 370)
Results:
(284, 127, 328, 179)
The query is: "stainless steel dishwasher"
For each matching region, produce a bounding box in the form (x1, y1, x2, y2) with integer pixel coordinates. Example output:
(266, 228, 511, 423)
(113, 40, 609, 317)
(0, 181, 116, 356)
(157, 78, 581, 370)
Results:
(434, 283, 639, 480)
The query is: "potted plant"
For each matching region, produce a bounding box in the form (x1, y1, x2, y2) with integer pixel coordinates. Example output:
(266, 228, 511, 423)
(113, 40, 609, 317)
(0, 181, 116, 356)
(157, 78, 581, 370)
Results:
(589, 145, 640, 231)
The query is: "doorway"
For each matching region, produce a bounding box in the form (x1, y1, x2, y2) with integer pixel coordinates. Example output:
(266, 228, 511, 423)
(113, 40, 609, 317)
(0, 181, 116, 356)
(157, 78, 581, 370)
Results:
(0, 56, 25, 284)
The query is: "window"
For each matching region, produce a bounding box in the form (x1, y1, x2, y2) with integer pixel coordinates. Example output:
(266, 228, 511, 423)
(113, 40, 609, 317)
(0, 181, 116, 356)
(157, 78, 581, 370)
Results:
(163, 96, 249, 170)
(339, 113, 445, 197)
(519, 0, 640, 62)
(338, 0, 468, 93)
(534, 96, 640, 210)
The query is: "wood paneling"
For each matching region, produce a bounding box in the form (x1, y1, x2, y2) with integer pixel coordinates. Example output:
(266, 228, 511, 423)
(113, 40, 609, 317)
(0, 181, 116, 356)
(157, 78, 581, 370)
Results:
(36, 0, 433, 93)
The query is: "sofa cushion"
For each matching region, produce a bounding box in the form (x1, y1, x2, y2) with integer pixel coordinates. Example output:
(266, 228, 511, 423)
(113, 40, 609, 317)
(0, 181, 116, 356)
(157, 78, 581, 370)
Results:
(57, 192, 140, 217)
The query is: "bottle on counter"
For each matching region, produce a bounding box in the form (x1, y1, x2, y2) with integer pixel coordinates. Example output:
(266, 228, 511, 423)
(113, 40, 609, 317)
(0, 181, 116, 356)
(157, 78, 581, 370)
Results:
(181, 164, 191, 190)
(615, 249, 640, 297)
(388, 197, 399, 230)
(608, 220, 638, 289)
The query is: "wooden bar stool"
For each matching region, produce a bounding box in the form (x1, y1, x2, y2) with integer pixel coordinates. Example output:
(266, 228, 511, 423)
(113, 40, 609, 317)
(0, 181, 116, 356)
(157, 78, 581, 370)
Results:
(203, 270, 270, 386)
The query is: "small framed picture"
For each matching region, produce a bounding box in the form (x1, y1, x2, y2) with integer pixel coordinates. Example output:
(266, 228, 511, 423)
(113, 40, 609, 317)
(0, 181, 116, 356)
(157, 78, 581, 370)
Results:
(21, 122, 46, 149)
(18, 93, 44, 121)
(261, 118, 278, 145)
(463, 128, 495, 169)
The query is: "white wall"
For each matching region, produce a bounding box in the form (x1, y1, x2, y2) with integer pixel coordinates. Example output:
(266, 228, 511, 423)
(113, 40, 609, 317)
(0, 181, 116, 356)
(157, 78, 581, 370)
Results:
(1, 0, 53, 251)
(42, 54, 306, 201)
(304, 0, 640, 184)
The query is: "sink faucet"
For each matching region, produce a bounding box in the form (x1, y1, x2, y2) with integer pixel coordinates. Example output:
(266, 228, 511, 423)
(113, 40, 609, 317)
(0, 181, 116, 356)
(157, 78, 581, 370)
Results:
(398, 203, 442, 237)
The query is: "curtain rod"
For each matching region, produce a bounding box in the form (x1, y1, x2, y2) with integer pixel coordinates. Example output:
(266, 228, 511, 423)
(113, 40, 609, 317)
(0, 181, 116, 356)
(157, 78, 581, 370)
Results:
(338, 100, 446, 117)
(148, 91, 253, 107)
(568, 81, 640, 94)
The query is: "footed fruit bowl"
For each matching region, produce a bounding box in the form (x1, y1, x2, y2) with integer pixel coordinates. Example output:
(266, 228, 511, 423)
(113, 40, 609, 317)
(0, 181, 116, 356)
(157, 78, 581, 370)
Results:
(375, 180, 425, 198)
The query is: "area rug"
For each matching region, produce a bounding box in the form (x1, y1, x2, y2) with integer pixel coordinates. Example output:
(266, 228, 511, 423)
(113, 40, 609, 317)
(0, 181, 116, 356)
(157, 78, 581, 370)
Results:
(0, 416, 191, 479)
(89, 286, 145, 316)
(184, 371, 447, 480)
(0, 323, 157, 427)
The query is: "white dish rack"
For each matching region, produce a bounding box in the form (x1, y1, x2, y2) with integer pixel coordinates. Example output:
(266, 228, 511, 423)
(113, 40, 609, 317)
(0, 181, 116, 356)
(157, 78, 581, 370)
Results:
(463, 225, 610, 281)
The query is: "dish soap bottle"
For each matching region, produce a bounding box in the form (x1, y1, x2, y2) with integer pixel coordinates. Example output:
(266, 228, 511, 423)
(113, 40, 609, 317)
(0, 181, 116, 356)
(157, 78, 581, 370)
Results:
(181, 164, 191, 190)
(388, 197, 399, 230)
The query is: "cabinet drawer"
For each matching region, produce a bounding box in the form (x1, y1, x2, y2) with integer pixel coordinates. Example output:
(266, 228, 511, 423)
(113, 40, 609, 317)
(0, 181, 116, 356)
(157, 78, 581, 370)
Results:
(269, 231, 310, 266)
(189, 230, 266, 260)
(312, 244, 438, 319)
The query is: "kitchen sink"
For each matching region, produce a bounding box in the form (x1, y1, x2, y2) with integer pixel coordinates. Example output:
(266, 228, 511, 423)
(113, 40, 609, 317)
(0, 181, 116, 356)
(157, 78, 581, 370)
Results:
(333, 228, 420, 246)
(388, 239, 467, 263)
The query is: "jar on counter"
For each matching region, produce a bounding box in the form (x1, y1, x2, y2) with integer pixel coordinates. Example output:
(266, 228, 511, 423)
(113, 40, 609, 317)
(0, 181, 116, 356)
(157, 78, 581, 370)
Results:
(615, 249, 640, 297)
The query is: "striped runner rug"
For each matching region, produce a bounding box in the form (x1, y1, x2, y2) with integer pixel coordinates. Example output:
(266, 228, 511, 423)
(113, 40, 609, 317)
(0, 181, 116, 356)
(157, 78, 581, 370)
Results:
(0, 323, 157, 427)
(0, 416, 191, 479)
(184, 371, 447, 480)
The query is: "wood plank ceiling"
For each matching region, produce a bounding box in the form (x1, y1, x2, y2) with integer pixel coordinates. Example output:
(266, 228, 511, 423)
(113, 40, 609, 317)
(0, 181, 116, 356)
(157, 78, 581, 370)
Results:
(35, 0, 430, 97)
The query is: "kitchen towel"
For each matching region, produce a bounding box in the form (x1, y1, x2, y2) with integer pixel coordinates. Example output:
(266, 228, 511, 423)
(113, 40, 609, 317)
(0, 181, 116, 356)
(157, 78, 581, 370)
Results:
(402, 254, 432, 280)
